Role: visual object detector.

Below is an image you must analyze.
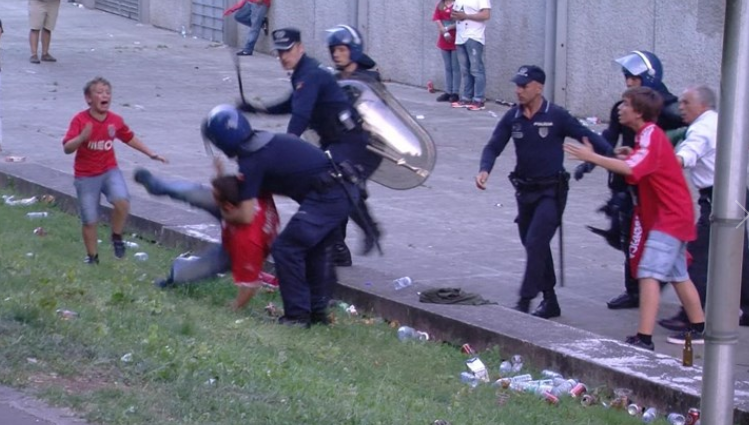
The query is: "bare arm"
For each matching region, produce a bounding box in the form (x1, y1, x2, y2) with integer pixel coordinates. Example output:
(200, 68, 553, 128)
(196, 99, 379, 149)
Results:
(63, 123, 92, 154)
(564, 138, 632, 176)
(126, 136, 168, 163)
(222, 199, 256, 224)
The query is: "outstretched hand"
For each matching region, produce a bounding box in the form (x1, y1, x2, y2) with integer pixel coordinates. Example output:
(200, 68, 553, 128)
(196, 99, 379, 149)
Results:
(563, 137, 596, 162)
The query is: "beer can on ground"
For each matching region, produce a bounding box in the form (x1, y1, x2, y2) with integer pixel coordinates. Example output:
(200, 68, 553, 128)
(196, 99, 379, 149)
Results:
(461, 343, 476, 355)
(542, 391, 559, 405)
(569, 382, 587, 397)
(686, 408, 700, 425)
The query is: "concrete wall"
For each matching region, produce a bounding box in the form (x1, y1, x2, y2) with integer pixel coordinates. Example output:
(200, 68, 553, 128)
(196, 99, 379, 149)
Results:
(132, 0, 725, 119)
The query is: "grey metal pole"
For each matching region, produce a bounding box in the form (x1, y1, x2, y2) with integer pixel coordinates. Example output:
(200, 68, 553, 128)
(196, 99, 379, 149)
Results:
(552, 0, 568, 107)
(700, 1, 749, 424)
(543, 0, 557, 103)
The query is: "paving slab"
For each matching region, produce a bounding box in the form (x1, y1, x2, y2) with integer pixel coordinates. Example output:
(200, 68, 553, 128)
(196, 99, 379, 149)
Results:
(1, 1, 749, 422)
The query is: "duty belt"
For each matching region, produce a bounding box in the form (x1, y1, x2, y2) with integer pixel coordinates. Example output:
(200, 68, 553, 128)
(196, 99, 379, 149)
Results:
(509, 171, 569, 191)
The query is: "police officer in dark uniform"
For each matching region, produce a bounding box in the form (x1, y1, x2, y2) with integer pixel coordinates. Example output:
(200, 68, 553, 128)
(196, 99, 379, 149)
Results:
(475, 65, 613, 318)
(577, 51, 687, 311)
(239, 27, 380, 267)
(326, 24, 383, 257)
(202, 104, 357, 328)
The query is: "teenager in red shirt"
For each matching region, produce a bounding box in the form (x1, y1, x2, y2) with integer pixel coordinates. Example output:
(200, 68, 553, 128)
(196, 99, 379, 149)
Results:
(432, 0, 460, 103)
(62, 77, 167, 264)
(211, 175, 279, 310)
(564, 86, 705, 350)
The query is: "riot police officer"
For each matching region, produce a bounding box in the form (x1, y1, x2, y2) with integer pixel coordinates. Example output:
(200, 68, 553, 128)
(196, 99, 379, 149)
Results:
(203, 104, 357, 327)
(239, 27, 380, 267)
(475, 65, 613, 318)
(579, 51, 687, 311)
(326, 24, 383, 257)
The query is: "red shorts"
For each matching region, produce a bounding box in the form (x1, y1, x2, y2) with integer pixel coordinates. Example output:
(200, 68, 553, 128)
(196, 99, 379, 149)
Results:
(222, 196, 279, 286)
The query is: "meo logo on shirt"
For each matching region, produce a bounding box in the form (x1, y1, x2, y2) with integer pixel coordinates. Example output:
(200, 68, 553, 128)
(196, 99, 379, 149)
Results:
(87, 140, 115, 151)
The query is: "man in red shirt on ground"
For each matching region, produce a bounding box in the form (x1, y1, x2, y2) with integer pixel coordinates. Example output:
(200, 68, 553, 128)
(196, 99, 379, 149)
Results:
(564, 86, 705, 350)
(63, 76, 167, 264)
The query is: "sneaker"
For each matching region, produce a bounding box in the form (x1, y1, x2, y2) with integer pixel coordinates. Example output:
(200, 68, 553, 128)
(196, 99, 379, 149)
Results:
(625, 335, 655, 351)
(436, 93, 451, 102)
(30, 55, 40, 64)
(451, 100, 469, 108)
(236, 50, 253, 56)
(448, 94, 459, 103)
(41, 54, 57, 62)
(467, 101, 486, 111)
(667, 330, 705, 345)
(113, 239, 126, 259)
(84, 254, 99, 265)
(133, 168, 165, 195)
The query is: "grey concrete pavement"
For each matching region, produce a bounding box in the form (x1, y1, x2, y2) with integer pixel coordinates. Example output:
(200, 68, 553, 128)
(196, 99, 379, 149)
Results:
(0, 385, 87, 425)
(2, 0, 749, 421)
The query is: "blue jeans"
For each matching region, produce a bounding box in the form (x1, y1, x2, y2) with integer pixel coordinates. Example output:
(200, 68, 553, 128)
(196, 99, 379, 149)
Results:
(74, 168, 130, 225)
(136, 171, 230, 284)
(456, 39, 486, 102)
(235, 2, 268, 54)
(440, 48, 460, 95)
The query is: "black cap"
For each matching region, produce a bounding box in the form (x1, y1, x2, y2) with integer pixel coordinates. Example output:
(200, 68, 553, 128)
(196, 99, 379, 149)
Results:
(511, 65, 546, 85)
(272, 28, 301, 51)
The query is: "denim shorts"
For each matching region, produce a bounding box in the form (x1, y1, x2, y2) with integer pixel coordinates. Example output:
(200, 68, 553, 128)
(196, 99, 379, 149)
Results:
(637, 230, 690, 283)
(73, 168, 130, 224)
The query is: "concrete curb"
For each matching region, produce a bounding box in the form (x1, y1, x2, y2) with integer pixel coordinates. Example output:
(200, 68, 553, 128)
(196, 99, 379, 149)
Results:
(2, 161, 748, 423)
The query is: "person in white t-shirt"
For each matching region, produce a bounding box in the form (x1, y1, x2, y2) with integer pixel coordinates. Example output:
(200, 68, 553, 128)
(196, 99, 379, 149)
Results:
(450, 0, 491, 111)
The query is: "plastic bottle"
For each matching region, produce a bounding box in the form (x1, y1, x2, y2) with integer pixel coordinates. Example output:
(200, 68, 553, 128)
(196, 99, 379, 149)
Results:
(180, 25, 187, 37)
(26, 212, 48, 219)
(510, 374, 532, 382)
(459, 371, 479, 388)
(498, 360, 513, 376)
(392, 276, 413, 290)
(396, 326, 428, 342)
(627, 403, 644, 416)
(541, 369, 563, 379)
(667, 413, 686, 425)
(427, 80, 435, 93)
(134, 252, 149, 261)
(642, 407, 658, 423)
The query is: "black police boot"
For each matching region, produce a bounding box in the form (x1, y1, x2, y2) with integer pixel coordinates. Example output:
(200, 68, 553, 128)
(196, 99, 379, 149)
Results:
(310, 310, 331, 326)
(532, 294, 561, 319)
(332, 243, 352, 267)
(513, 298, 531, 314)
(606, 292, 640, 310)
(277, 315, 311, 329)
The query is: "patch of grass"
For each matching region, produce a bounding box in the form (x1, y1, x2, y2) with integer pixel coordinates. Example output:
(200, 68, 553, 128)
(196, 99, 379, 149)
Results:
(0, 191, 669, 424)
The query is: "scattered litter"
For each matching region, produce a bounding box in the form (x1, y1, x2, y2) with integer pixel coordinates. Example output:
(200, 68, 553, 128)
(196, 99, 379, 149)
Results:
(427, 80, 435, 93)
(133, 41, 141, 45)
(488, 110, 498, 118)
(397, 325, 429, 342)
(120, 353, 133, 363)
(40, 194, 56, 204)
(495, 203, 503, 207)
(461, 343, 476, 355)
(26, 212, 48, 219)
(585, 116, 600, 125)
(33, 227, 47, 236)
(416, 115, 425, 120)
(56, 309, 79, 320)
(27, 357, 38, 364)
(204, 377, 218, 386)
(133, 104, 146, 110)
(124, 241, 139, 248)
(123, 406, 136, 415)
(264, 302, 279, 317)
(222, 76, 232, 82)
(134, 252, 149, 261)
(3, 195, 37, 206)
(4, 155, 26, 162)
(26, 252, 34, 257)
(392, 276, 413, 290)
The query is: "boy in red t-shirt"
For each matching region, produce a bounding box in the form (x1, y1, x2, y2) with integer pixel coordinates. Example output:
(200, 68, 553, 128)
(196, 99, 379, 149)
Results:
(211, 175, 279, 310)
(564, 87, 705, 351)
(62, 77, 167, 264)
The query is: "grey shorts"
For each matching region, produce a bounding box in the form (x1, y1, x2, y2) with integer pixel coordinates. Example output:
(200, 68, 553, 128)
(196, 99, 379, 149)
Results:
(29, 0, 61, 32)
(73, 168, 129, 225)
(637, 230, 690, 283)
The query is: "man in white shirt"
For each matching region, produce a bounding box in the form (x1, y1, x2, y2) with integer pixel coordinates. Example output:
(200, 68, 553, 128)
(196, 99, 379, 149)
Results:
(659, 85, 749, 330)
(450, 0, 491, 111)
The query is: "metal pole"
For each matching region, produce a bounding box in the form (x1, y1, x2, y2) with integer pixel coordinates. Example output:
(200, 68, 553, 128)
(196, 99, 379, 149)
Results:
(543, 0, 557, 103)
(700, 1, 749, 424)
(553, 0, 568, 107)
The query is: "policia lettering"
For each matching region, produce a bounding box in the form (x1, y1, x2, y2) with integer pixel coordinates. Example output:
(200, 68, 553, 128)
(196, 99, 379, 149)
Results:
(478, 65, 613, 319)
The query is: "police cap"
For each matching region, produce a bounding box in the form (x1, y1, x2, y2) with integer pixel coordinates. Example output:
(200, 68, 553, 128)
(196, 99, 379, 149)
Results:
(272, 28, 301, 51)
(511, 65, 546, 86)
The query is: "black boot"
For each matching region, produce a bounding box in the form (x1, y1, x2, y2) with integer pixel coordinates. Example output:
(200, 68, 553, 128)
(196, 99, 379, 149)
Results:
(532, 294, 561, 319)
(513, 298, 531, 313)
(331, 243, 352, 267)
(606, 292, 639, 310)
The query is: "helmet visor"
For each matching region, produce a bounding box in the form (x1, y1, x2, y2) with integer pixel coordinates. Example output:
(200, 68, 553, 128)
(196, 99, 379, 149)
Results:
(614, 52, 651, 77)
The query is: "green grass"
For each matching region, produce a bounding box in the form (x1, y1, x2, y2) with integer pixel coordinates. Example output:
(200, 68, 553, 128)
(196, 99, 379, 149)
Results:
(0, 190, 670, 424)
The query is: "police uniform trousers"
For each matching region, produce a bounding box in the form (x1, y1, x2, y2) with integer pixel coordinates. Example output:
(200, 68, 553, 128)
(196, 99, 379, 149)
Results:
(688, 187, 749, 309)
(514, 181, 568, 299)
(271, 182, 357, 319)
